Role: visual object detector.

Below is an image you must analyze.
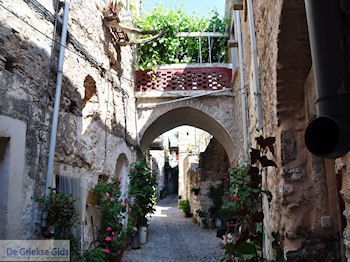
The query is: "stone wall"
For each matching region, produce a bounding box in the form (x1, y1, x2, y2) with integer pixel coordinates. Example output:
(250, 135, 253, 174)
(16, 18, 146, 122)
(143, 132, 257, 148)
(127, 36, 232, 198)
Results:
(187, 138, 229, 223)
(234, 0, 344, 259)
(0, 0, 138, 242)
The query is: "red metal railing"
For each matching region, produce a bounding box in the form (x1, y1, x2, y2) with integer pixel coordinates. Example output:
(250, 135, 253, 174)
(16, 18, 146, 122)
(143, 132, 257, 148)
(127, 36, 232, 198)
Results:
(135, 65, 232, 92)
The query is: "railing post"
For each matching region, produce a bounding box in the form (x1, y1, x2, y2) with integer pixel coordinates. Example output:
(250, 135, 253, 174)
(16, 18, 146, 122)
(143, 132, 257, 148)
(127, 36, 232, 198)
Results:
(208, 35, 212, 63)
(198, 35, 203, 63)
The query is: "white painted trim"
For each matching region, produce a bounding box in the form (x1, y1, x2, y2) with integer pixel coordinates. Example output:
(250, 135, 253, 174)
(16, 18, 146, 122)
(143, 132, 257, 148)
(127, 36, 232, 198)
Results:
(177, 32, 229, 37)
(0, 115, 26, 239)
(153, 63, 233, 70)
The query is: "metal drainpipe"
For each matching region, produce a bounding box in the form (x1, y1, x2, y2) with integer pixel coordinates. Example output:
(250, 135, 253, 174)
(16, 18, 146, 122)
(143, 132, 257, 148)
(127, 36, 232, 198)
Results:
(304, 0, 350, 158)
(235, 11, 249, 160)
(247, 0, 263, 131)
(45, 0, 70, 198)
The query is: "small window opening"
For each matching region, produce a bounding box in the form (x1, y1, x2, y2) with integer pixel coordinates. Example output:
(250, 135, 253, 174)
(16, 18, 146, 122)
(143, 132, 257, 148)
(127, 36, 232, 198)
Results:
(83, 75, 97, 105)
(4, 57, 15, 73)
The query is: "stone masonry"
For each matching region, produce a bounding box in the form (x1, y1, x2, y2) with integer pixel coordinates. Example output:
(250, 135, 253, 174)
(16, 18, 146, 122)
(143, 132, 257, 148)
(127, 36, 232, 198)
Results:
(230, 0, 348, 260)
(0, 0, 138, 245)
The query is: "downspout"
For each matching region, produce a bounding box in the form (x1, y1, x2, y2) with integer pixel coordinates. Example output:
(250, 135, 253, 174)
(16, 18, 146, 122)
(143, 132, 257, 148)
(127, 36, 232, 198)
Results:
(304, 0, 350, 158)
(44, 0, 70, 197)
(247, 0, 263, 131)
(235, 11, 249, 160)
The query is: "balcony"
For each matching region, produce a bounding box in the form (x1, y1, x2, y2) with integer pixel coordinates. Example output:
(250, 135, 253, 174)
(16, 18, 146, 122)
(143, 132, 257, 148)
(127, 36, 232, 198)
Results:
(135, 63, 233, 92)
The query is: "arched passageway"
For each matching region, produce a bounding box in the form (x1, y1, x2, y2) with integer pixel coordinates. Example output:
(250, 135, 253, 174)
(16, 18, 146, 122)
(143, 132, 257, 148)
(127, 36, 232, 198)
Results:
(139, 107, 236, 162)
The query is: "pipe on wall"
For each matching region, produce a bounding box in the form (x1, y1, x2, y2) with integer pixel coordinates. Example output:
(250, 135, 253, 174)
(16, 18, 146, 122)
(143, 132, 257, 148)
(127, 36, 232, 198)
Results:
(235, 11, 249, 159)
(304, 0, 350, 158)
(246, 0, 263, 131)
(45, 0, 70, 197)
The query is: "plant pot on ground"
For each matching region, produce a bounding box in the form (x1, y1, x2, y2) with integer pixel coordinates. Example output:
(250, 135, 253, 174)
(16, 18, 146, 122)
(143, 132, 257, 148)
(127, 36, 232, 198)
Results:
(196, 209, 208, 229)
(130, 230, 140, 249)
(139, 226, 148, 244)
(179, 200, 191, 217)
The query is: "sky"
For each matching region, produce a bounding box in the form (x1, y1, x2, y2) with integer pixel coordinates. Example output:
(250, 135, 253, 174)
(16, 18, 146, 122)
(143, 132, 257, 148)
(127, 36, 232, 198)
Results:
(142, 0, 225, 18)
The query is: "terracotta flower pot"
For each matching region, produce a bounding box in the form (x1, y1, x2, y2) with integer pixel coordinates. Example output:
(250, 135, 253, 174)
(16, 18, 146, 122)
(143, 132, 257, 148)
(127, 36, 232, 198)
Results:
(87, 192, 98, 207)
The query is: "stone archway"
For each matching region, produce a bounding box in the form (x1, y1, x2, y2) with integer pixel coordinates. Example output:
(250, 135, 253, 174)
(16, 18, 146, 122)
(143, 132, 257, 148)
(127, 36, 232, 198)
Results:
(139, 106, 236, 162)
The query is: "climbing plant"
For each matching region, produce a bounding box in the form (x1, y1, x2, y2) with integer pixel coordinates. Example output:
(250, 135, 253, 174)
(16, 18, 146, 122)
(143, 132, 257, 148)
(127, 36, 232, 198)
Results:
(220, 136, 282, 262)
(134, 6, 229, 70)
(129, 156, 157, 227)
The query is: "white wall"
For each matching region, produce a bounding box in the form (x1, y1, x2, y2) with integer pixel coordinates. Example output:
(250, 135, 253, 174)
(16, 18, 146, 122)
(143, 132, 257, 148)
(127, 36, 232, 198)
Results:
(0, 115, 26, 239)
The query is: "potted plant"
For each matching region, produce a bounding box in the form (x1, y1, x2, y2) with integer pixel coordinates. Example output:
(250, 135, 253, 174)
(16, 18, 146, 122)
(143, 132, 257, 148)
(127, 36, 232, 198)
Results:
(36, 189, 82, 260)
(91, 177, 130, 260)
(36, 188, 78, 238)
(129, 156, 157, 245)
(220, 136, 278, 261)
(208, 184, 224, 228)
(84, 247, 106, 262)
(196, 209, 208, 229)
(179, 200, 191, 217)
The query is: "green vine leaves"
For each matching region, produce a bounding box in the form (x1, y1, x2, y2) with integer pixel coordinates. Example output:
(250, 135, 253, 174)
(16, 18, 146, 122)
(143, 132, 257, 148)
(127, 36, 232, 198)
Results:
(134, 6, 230, 71)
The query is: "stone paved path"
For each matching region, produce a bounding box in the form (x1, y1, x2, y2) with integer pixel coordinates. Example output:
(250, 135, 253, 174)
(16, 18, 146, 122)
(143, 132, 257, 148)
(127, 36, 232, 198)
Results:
(122, 195, 224, 262)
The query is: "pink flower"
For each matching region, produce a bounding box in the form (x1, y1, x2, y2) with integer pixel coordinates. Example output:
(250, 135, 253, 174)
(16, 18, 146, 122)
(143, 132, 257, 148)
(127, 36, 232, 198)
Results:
(120, 201, 126, 207)
(104, 248, 110, 254)
(105, 236, 112, 242)
(112, 231, 115, 235)
(105, 192, 110, 198)
(124, 197, 129, 201)
(106, 226, 112, 232)
(118, 176, 122, 181)
(233, 194, 239, 201)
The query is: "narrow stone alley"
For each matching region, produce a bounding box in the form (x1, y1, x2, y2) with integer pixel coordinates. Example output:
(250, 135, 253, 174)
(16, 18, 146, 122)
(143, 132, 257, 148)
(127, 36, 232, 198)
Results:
(122, 195, 224, 262)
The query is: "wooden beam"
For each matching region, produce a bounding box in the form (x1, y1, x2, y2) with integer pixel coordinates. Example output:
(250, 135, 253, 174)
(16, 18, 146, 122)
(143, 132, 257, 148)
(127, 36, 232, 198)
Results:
(233, 0, 244, 10)
(104, 19, 159, 35)
(115, 31, 165, 45)
(176, 32, 229, 38)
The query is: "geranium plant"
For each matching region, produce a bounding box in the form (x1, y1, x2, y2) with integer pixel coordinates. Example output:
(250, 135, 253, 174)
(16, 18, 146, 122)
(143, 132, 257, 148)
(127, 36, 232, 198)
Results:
(91, 177, 130, 259)
(220, 136, 277, 262)
(36, 188, 78, 238)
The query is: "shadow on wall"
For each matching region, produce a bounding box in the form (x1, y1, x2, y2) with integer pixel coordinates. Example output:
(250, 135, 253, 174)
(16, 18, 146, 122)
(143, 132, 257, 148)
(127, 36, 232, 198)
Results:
(0, 20, 132, 238)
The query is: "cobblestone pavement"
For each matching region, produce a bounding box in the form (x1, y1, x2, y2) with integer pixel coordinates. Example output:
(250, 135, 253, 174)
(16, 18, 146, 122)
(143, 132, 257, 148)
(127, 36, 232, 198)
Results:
(122, 195, 224, 262)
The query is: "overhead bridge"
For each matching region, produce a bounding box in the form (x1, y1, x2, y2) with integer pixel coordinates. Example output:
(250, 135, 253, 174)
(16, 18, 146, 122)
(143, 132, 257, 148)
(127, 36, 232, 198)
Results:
(135, 63, 239, 161)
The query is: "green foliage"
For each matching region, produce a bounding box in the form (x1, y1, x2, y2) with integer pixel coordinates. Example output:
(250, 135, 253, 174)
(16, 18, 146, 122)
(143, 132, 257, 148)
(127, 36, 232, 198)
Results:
(179, 199, 191, 215)
(84, 247, 106, 262)
(36, 189, 78, 238)
(208, 184, 224, 219)
(196, 209, 207, 218)
(129, 156, 157, 227)
(36, 189, 83, 261)
(135, 6, 229, 70)
(92, 177, 129, 256)
(221, 136, 280, 262)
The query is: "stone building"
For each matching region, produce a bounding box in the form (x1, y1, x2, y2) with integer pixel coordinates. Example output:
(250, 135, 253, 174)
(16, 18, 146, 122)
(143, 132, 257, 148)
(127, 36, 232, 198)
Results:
(227, 0, 350, 260)
(0, 0, 138, 245)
